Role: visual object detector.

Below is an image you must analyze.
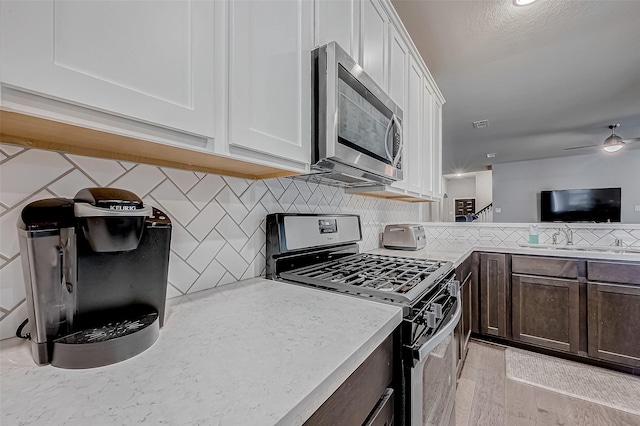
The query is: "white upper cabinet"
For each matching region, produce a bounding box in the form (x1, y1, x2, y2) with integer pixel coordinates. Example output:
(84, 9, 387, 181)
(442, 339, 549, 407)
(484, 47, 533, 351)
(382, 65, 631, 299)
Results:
(227, 0, 312, 167)
(406, 56, 423, 194)
(433, 99, 444, 198)
(388, 24, 409, 190)
(360, 0, 388, 90)
(387, 24, 408, 112)
(421, 79, 435, 196)
(315, 0, 359, 58)
(0, 0, 215, 137)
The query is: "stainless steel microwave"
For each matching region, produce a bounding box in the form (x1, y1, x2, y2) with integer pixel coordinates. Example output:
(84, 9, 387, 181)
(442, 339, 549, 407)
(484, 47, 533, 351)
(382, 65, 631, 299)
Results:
(308, 42, 404, 188)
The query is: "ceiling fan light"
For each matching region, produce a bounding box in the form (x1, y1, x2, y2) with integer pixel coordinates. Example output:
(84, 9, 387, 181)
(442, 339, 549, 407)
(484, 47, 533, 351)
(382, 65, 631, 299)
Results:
(513, 0, 538, 6)
(603, 144, 624, 153)
(603, 133, 624, 152)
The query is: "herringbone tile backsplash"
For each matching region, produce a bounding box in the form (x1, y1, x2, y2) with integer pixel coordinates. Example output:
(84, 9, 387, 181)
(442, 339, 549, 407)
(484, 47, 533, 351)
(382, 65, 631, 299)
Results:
(0, 144, 420, 340)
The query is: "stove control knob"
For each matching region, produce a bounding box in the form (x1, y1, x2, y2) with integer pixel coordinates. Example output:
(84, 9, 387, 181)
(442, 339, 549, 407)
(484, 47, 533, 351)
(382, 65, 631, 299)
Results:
(432, 303, 443, 319)
(448, 280, 460, 297)
(425, 311, 437, 328)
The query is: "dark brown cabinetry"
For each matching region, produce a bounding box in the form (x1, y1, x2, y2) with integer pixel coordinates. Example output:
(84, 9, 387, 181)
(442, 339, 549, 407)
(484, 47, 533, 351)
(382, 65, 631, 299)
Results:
(587, 261, 640, 368)
(455, 253, 476, 376)
(475, 253, 640, 373)
(479, 253, 508, 338)
(511, 255, 582, 354)
(512, 274, 580, 353)
(305, 333, 395, 426)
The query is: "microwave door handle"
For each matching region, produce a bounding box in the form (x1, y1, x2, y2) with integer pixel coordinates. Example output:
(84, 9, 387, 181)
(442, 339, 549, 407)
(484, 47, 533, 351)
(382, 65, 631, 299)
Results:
(384, 117, 395, 163)
(392, 115, 403, 167)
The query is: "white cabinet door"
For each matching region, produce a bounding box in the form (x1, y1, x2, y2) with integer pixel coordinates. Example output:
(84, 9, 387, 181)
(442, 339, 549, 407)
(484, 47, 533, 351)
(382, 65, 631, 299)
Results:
(0, 0, 215, 137)
(406, 56, 423, 194)
(315, 0, 358, 58)
(421, 79, 435, 197)
(227, 0, 312, 166)
(388, 24, 409, 191)
(433, 98, 444, 199)
(360, 0, 388, 90)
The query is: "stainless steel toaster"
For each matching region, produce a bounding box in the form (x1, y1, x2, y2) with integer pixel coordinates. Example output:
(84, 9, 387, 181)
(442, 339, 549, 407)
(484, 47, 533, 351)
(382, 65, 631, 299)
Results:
(382, 224, 426, 250)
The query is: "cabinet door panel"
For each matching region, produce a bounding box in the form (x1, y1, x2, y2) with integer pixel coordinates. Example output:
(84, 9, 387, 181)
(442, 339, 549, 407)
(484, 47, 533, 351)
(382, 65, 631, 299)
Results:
(512, 274, 580, 353)
(228, 0, 311, 165)
(360, 0, 387, 89)
(588, 282, 640, 367)
(433, 99, 443, 198)
(387, 25, 407, 110)
(421, 81, 434, 196)
(406, 56, 422, 194)
(388, 24, 408, 191)
(1, 0, 214, 137)
(480, 253, 508, 338)
(315, 0, 356, 58)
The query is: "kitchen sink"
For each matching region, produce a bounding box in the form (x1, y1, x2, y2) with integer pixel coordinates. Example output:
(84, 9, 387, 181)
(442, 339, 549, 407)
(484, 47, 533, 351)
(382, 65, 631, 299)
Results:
(518, 243, 640, 254)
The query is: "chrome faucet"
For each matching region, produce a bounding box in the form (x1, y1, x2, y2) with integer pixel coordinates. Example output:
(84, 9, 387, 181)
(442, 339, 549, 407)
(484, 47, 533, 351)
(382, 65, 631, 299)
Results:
(552, 224, 573, 245)
(563, 224, 573, 245)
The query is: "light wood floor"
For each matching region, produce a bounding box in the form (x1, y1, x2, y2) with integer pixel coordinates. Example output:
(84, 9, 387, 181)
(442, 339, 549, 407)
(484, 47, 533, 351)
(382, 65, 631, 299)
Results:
(455, 340, 640, 426)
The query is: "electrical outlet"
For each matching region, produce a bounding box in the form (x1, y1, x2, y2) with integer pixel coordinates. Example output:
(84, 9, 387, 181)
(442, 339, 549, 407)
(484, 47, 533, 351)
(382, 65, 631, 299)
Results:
(635, 205, 640, 212)
(495, 207, 502, 213)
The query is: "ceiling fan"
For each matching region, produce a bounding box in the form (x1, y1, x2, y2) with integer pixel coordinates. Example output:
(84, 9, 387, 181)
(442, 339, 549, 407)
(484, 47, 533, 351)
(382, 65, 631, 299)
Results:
(564, 124, 640, 153)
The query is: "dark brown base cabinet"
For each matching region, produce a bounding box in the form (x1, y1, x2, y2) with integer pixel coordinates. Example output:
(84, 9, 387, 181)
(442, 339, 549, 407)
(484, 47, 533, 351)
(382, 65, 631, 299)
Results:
(479, 253, 508, 338)
(304, 333, 395, 426)
(475, 253, 640, 373)
(455, 253, 476, 376)
(587, 261, 640, 368)
(512, 274, 580, 353)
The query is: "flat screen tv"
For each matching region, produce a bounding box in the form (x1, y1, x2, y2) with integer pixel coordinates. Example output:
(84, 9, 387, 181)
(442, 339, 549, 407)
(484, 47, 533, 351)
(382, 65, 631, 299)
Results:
(540, 188, 621, 223)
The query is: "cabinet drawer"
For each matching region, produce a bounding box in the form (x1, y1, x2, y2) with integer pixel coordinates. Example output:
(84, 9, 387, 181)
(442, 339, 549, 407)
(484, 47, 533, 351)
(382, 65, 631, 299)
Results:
(304, 333, 393, 426)
(512, 255, 580, 279)
(587, 261, 640, 285)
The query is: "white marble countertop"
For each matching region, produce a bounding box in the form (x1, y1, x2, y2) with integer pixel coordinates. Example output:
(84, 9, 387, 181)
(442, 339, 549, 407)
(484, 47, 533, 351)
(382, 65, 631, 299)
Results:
(0, 278, 403, 426)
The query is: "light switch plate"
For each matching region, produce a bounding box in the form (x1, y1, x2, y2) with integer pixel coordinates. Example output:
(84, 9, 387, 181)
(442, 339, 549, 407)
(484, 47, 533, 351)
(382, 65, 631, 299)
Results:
(495, 207, 502, 213)
(635, 205, 640, 212)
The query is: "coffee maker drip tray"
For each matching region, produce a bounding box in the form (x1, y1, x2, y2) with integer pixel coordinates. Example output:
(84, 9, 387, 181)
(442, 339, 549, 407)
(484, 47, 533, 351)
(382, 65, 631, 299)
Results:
(51, 312, 160, 369)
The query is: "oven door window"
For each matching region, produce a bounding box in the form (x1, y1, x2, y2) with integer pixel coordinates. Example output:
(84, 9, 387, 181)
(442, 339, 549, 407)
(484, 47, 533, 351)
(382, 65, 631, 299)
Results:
(337, 65, 398, 165)
(421, 334, 456, 426)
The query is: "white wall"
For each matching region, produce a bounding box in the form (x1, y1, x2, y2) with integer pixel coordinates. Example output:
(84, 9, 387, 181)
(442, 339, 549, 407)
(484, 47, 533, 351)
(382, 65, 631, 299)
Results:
(493, 150, 640, 223)
(475, 170, 492, 211)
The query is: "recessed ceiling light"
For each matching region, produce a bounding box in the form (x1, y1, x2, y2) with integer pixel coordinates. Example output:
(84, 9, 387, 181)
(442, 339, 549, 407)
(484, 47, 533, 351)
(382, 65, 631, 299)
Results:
(456, 173, 462, 177)
(513, 0, 538, 6)
(486, 153, 496, 158)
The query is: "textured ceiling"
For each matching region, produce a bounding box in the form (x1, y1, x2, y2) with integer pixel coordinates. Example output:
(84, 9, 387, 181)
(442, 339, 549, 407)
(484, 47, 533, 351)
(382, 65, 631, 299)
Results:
(392, 0, 640, 174)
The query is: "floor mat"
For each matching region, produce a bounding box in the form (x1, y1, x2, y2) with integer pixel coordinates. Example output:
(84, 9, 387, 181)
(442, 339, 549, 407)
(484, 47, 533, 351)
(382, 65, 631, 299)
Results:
(505, 347, 640, 416)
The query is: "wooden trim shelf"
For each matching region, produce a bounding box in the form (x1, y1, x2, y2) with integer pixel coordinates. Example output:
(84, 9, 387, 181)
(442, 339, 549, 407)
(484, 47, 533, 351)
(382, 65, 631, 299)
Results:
(0, 111, 298, 180)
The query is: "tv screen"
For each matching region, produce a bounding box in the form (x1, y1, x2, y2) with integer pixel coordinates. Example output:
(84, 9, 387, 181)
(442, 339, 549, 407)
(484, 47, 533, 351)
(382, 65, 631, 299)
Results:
(540, 188, 621, 223)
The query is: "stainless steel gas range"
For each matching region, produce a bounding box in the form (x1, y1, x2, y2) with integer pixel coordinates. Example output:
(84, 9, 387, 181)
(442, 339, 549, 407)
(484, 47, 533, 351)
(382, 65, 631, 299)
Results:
(266, 213, 461, 426)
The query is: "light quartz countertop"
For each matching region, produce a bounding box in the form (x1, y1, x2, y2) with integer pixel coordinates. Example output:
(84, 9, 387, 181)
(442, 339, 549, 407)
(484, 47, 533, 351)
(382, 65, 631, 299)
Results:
(0, 278, 403, 426)
(371, 244, 640, 268)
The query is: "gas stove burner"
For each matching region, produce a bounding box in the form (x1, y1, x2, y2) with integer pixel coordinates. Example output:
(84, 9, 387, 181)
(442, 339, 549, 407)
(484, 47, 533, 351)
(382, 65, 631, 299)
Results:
(280, 253, 453, 305)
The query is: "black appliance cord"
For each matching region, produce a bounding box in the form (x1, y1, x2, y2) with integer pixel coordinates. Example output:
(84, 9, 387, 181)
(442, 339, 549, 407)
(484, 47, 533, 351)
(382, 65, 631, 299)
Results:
(16, 318, 30, 340)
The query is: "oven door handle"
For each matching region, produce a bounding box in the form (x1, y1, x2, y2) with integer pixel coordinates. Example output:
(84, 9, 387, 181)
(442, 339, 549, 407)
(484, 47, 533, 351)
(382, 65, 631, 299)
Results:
(415, 297, 461, 362)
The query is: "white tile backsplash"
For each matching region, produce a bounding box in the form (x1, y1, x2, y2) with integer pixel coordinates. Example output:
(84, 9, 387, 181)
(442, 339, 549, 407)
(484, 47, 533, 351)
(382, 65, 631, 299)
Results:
(0, 143, 420, 339)
(419, 223, 640, 252)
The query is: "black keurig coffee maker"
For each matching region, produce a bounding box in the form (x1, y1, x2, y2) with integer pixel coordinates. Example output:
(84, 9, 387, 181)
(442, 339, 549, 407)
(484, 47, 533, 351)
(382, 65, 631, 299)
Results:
(17, 188, 171, 368)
